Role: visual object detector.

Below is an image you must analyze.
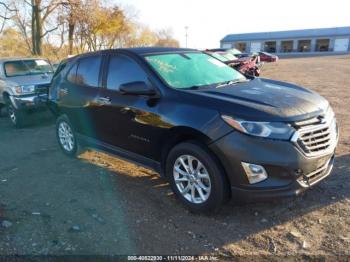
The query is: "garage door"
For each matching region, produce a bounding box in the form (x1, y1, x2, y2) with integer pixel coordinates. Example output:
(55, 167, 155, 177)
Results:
(334, 38, 349, 51)
(250, 42, 262, 53)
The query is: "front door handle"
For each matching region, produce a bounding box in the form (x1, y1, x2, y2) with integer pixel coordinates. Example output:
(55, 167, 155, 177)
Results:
(60, 87, 69, 95)
(98, 96, 111, 105)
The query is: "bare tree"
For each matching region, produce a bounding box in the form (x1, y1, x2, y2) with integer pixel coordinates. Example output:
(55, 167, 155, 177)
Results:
(155, 28, 180, 47)
(1, 0, 180, 59)
(31, 0, 64, 55)
(60, 0, 81, 55)
(0, 1, 16, 33)
(11, 0, 63, 55)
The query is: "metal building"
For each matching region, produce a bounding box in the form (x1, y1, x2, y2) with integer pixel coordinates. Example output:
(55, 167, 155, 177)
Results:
(221, 26, 350, 54)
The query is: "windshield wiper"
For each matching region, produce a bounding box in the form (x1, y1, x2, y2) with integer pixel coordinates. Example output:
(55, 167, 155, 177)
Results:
(216, 79, 249, 88)
(186, 85, 201, 90)
(185, 85, 212, 90)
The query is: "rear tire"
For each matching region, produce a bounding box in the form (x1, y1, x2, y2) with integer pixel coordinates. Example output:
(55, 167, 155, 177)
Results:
(56, 114, 80, 157)
(166, 141, 230, 213)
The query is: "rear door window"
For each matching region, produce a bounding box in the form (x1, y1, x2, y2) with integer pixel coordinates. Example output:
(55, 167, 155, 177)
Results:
(76, 56, 102, 87)
(66, 63, 78, 84)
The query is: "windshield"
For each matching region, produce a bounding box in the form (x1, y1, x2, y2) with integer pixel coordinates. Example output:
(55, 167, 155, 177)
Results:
(4, 59, 53, 77)
(208, 52, 229, 62)
(220, 52, 237, 60)
(228, 48, 242, 55)
(145, 52, 244, 89)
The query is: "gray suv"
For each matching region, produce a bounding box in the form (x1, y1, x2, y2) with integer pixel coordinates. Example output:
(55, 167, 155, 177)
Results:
(0, 58, 53, 127)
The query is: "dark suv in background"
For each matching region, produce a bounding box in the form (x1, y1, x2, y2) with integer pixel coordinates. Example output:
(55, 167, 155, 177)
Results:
(49, 47, 338, 212)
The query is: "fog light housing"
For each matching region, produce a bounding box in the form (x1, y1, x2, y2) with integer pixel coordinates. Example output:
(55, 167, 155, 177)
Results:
(242, 162, 268, 184)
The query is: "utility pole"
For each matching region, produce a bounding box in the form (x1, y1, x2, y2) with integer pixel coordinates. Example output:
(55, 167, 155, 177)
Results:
(185, 26, 189, 48)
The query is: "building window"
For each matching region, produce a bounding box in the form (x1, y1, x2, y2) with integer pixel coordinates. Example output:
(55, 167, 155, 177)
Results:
(235, 42, 247, 52)
(222, 43, 232, 49)
(298, 40, 311, 52)
(316, 39, 330, 52)
(264, 41, 276, 53)
(281, 40, 293, 52)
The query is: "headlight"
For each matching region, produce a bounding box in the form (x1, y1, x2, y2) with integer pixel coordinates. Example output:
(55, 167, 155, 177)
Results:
(221, 115, 295, 140)
(15, 85, 36, 94)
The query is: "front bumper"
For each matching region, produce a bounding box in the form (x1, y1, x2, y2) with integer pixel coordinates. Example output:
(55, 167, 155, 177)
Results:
(209, 130, 337, 201)
(10, 94, 48, 111)
(231, 156, 334, 201)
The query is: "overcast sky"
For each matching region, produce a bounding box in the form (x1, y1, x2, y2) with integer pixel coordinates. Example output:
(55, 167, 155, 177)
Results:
(116, 0, 350, 49)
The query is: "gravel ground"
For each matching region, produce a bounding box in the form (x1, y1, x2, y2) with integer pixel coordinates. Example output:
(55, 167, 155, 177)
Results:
(0, 55, 349, 260)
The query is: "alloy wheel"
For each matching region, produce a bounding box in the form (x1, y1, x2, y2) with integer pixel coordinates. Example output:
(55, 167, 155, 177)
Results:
(8, 105, 16, 124)
(173, 155, 211, 204)
(58, 121, 75, 152)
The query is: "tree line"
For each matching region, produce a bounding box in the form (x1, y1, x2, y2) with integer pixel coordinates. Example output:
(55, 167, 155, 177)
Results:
(0, 0, 180, 61)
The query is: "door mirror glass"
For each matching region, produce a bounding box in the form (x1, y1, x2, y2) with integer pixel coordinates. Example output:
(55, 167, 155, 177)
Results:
(119, 81, 157, 96)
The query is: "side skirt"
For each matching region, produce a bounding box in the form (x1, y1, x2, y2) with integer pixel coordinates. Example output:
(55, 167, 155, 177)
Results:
(76, 134, 162, 175)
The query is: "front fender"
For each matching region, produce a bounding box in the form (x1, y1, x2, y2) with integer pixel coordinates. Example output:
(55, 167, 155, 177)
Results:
(2, 79, 18, 98)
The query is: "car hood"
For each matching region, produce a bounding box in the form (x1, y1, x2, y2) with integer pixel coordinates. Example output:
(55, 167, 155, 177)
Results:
(193, 78, 329, 122)
(6, 73, 53, 87)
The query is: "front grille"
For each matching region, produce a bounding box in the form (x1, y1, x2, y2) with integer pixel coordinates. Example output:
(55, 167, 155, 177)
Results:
(293, 109, 337, 157)
(35, 84, 50, 95)
(298, 125, 332, 154)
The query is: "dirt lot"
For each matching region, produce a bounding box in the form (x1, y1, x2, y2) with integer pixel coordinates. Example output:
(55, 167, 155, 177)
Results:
(0, 55, 349, 260)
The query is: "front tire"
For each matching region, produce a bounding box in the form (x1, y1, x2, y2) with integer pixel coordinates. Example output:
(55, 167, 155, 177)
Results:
(0, 104, 5, 117)
(7, 103, 25, 128)
(166, 141, 230, 213)
(56, 115, 79, 157)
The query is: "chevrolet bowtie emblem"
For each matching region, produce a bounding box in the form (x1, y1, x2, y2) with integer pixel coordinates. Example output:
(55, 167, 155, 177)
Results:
(318, 115, 327, 124)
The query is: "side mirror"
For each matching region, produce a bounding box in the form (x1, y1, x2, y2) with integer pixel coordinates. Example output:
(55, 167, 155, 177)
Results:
(119, 81, 157, 96)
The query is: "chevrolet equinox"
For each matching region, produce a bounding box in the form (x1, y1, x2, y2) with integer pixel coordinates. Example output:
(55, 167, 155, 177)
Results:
(48, 48, 339, 212)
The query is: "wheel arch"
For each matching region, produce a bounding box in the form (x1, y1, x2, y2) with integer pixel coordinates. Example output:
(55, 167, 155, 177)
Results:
(47, 101, 62, 118)
(2, 91, 10, 103)
(161, 126, 211, 161)
(160, 126, 231, 193)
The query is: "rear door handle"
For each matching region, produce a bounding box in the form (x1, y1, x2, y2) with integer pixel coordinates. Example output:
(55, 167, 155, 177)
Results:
(98, 96, 111, 105)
